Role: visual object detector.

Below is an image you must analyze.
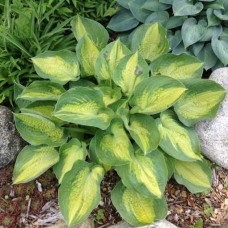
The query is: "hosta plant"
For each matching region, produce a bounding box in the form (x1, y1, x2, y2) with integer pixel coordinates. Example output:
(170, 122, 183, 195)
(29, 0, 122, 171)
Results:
(108, 0, 228, 71)
(13, 16, 225, 226)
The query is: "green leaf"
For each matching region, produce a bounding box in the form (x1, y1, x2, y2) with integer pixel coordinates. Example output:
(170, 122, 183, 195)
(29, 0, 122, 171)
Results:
(71, 15, 109, 48)
(181, 18, 207, 48)
(130, 76, 186, 115)
(54, 87, 113, 130)
(174, 79, 226, 126)
(200, 26, 222, 42)
(113, 52, 149, 97)
(32, 50, 80, 85)
(53, 139, 87, 183)
(174, 159, 212, 193)
(131, 23, 169, 62)
(111, 182, 168, 226)
(214, 9, 228, 20)
(76, 35, 100, 77)
(95, 39, 131, 81)
(128, 114, 160, 154)
(142, 0, 171, 11)
(95, 86, 122, 106)
(128, 0, 151, 23)
(168, 31, 182, 49)
(59, 161, 104, 226)
(13, 145, 59, 184)
(115, 150, 168, 198)
(211, 36, 228, 66)
(17, 81, 65, 101)
(206, 8, 221, 27)
(172, 0, 204, 16)
(197, 44, 218, 70)
(157, 110, 201, 161)
(165, 16, 187, 29)
(145, 11, 169, 26)
(161, 150, 176, 179)
(95, 120, 133, 166)
(117, 0, 131, 9)
(14, 113, 67, 146)
(150, 53, 203, 80)
(107, 9, 140, 32)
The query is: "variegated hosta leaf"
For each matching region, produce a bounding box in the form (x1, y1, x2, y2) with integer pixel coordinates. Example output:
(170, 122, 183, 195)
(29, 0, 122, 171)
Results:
(59, 161, 104, 226)
(32, 50, 80, 85)
(150, 53, 204, 79)
(130, 76, 186, 115)
(111, 182, 168, 226)
(94, 86, 122, 106)
(89, 137, 112, 171)
(174, 159, 212, 193)
(131, 23, 169, 62)
(161, 150, 176, 180)
(21, 101, 64, 125)
(128, 114, 160, 154)
(174, 79, 226, 126)
(115, 150, 168, 198)
(53, 139, 87, 183)
(113, 52, 149, 97)
(71, 15, 109, 48)
(76, 35, 100, 77)
(14, 113, 67, 146)
(17, 81, 65, 101)
(13, 145, 59, 184)
(54, 87, 113, 130)
(95, 120, 133, 166)
(95, 39, 131, 81)
(157, 110, 201, 161)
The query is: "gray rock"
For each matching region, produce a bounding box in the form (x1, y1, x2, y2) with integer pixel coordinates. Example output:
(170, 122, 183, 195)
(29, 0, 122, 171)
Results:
(0, 106, 23, 168)
(109, 220, 178, 228)
(195, 67, 228, 169)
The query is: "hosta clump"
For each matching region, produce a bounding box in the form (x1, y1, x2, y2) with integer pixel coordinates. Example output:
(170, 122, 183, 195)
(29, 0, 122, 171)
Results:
(108, 0, 228, 70)
(13, 16, 225, 226)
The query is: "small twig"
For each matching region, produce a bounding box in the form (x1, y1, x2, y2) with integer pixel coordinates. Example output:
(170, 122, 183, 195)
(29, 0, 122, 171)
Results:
(168, 200, 184, 205)
(26, 198, 32, 218)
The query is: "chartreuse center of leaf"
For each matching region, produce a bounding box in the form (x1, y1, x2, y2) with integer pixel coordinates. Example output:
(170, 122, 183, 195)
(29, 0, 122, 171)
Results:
(13, 145, 59, 184)
(53, 87, 114, 130)
(59, 161, 105, 226)
(129, 76, 186, 115)
(111, 182, 168, 226)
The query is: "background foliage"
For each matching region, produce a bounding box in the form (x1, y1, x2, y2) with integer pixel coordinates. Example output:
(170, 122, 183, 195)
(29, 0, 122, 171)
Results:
(108, 0, 228, 71)
(0, 0, 118, 106)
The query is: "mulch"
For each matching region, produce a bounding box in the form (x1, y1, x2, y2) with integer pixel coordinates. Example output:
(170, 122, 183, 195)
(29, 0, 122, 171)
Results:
(0, 164, 227, 228)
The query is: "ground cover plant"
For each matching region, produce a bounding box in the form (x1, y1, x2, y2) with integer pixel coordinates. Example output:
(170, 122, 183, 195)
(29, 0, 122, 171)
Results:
(12, 16, 226, 226)
(0, 0, 118, 106)
(108, 0, 228, 71)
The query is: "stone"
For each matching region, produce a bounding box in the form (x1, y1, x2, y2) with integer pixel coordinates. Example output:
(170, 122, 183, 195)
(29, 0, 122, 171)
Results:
(109, 220, 178, 228)
(0, 106, 23, 168)
(48, 218, 94, 228)
(195, 67, 228, 169)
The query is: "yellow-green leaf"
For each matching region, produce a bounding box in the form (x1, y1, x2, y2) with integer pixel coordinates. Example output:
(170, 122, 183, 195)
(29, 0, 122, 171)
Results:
(113, 52, 149, 97)
(59, 161, 104, 226)
(150, 53, 204, 79)
(128, 114, 160, 154)
(18, 81, 65, 101)
(76, 35, 100, 77)
(53, 139, 87, 183)
(174, 159, 212, 193)
(95, 120, 133, 166)
(111, 182, 168, 226)
(157, 110, 201, 161)
(14, 112, 67, 146)
(95, 39, 131, 81)
(54, 87, 113, 130)
(131, 23, 169, 62)
(13, 145, 59, 184)
(115, 150, 168, 198)
(130, 76, 186, 115)
(32, 50, 80, 85)
(71, 15, 109, 48)
(174, 79, 226, 126)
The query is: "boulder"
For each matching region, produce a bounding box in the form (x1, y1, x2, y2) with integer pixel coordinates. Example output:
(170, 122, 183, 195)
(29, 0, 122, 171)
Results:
(0, 106, 23, 168)
(195, 68, 228, 169)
